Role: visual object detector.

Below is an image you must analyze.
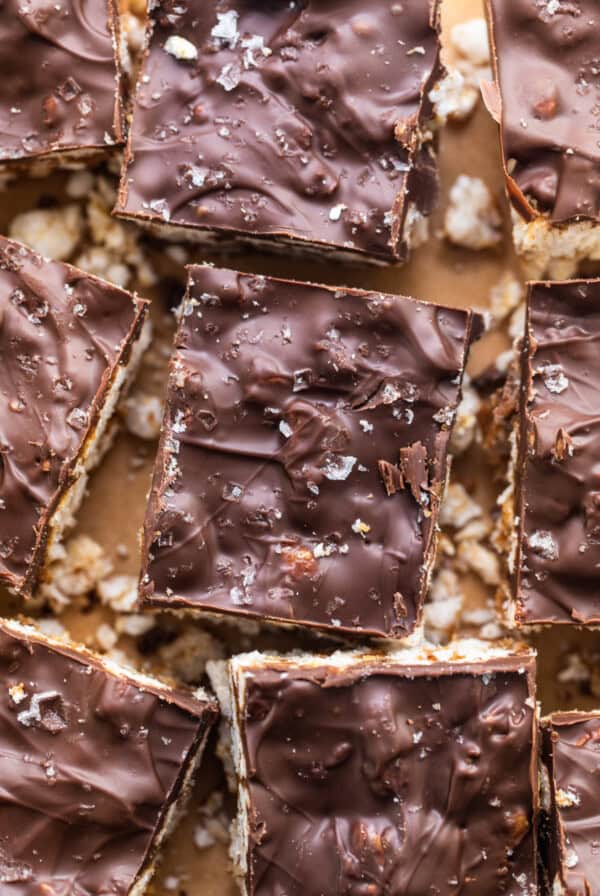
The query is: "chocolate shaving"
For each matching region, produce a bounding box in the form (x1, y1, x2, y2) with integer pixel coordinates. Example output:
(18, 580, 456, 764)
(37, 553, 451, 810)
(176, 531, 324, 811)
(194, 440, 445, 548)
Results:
(378, 459, 405, 497)
(378, 442, 430, 505)
(552, 428, 573, 463)
(393, 591, 408, 618)
(399, 441, 429, 504)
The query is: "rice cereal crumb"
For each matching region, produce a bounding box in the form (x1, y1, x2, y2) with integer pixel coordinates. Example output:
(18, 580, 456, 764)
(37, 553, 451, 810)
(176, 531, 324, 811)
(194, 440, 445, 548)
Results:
(40, 535, 113, 612)
(156, 628, 225, 684)
(424, 568, 464, 639)
(457, 540, 501, 586)
(444, 175, 503, 250)
(9, 205, 83, 261)
(439, 482, 483, 529)
(450, 18, 490, 68)
(194, 790, 229, 851)
(123, 392, 164, 441)
(115, 614, 157, 637)
(450, 381, 481, 455)
(489, 272, 524, 323)
(97, 574, 139, 613)
(429, 69, 478, 124)
(95, 622, 118, 652)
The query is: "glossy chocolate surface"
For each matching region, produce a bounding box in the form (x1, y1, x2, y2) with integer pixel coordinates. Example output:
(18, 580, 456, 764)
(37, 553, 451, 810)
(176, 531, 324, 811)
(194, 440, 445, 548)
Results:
(516, 279, 600, 624)
(542, 713, 600, 896)
(486, 0, 600, 223)
(0, 621, 217, 895)
(0, 236, 147, 594)
(117, 0, 443, 262)
(0, 0, 123, 164)
(239, 655, 537, 896)
(141, 266, 478, 638)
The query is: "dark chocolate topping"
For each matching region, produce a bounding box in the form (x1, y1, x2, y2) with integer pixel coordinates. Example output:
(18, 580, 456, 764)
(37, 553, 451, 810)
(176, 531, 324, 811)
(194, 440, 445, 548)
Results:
(516, 279, 600, 624)
(0, 236, 148, 594)
(486, 0, 600, 223)
(240, 656, 537, 896)
(141, 266, 477, 638)
(117, 0, 444, 262)
(0, 0, 123, 164)
(0, 620, 217, 895)
(543, 713, 600, 896)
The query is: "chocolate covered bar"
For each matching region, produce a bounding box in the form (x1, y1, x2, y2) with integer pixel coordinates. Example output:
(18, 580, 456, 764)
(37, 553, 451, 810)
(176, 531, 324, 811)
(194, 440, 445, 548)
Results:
(512, 279, 600, 626)
(484, 0, 600, 279)
(541, 712, 600, 896)
(209, 640, 538, 896)
(0, 236, 149, 596)
(116, 0, 444, 264)
(140, 266, 480, 639)
(0, 617, 217, 894)
(0, 0, 124, 173)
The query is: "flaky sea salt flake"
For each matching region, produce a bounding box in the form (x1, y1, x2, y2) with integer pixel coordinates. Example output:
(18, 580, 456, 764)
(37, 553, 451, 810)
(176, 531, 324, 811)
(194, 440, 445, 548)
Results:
(211, 10, 239, 47)
(322, 455, 357, 481)
(528, 529, 559, 561)
(537, 363, 569, 395)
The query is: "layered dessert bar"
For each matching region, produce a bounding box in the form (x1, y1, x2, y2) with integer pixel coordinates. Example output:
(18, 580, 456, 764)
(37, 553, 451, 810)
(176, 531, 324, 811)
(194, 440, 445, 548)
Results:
(0, 0, 124, 173)
(140, 266, 480, 639)
(511, 279, 600, 626)
(209, 640, 538, 896)
(484, 0, 600, 279)
(0, 236, 149, 596)
(0, 617, 218, 894)
(116, 0, 444, 264)
(541, 712, 600, 896)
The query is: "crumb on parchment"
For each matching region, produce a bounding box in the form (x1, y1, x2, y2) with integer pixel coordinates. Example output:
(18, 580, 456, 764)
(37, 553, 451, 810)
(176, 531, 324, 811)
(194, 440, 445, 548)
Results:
(444, 175, 503, 250)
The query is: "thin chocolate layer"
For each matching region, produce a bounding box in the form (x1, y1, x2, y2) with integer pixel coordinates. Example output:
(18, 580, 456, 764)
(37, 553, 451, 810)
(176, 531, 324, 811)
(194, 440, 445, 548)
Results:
(0, 236, 148, 595)
(237, 653, 537, 896)
(0, 620, 218, 895)
(515, 279, 600, 625)
(0, 0, 123, 165)
(116, 0, 444, 263)
(542, 712, 600, 896)
(141, 266, 478, 639)
(485, 0, 600, 223)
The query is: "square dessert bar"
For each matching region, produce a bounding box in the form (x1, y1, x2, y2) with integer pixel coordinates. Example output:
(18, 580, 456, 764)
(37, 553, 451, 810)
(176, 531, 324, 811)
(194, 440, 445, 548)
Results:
(541, 712, 600, 896)
(0, 618, 217, 895)
(0, 236, 149, 596)
(0, 0, 124, 171)
(141, 266, 480, 639)
(116, 0, 445, 264)
(512, 279, 600, 626)
(484, 0, 600, 280)
(209, 640, 538, 896)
